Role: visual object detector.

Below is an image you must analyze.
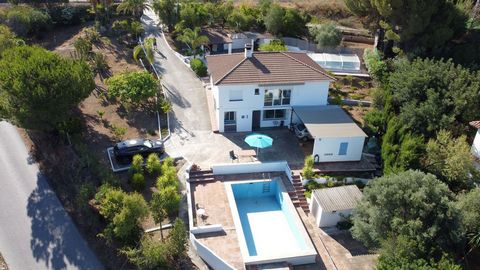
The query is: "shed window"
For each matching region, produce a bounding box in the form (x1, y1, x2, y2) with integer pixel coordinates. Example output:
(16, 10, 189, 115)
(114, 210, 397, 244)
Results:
(338, 142, 348, 155)
(254, 88, 260, 95)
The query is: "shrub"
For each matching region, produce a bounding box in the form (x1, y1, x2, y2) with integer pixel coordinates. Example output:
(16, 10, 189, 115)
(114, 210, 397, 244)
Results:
(130, 154, 144, 173)
(302, 156, 317, 180)
(131, 173, 146, 191)
(106, 71, 158, 105)
(310, 22, 342, 48)
(146, 153, 162, 175)
(363, 48, 388, 82)
(47, 5, 92, 26)
(109, 124, 127, 141)
(190, 58, 207, 77)
(2, 6, 51, 37)
(259, 40, 287, 52)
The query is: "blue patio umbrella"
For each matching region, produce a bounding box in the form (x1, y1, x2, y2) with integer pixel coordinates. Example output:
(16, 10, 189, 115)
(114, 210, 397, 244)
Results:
(244, 134, 273, 157)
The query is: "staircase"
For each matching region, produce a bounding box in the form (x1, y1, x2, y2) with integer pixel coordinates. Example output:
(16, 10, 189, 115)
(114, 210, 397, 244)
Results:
(188, 169, 215, 183)
(288, 174, 310, 214)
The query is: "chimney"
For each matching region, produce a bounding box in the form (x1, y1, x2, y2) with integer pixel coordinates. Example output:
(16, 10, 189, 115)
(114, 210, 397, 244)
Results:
(244, 43, 253, 58)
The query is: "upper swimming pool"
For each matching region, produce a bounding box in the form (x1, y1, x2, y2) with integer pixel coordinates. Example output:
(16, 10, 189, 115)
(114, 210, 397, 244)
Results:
(226, 178, 317, 266)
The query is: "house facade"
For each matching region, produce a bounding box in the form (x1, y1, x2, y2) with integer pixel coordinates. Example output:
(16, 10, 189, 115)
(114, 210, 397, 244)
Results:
(206, 47, 367, 162)
(207, 48, 334, 133)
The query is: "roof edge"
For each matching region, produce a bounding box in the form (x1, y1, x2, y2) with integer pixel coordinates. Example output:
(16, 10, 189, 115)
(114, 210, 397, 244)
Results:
(213, 57, 247, 85)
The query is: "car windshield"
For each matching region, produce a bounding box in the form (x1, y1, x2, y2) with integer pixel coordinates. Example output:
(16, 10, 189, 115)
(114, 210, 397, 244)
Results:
(143, 140, 153, 148)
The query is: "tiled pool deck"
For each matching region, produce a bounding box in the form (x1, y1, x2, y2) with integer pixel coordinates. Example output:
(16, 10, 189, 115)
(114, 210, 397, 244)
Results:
(191, 173, 286, 270)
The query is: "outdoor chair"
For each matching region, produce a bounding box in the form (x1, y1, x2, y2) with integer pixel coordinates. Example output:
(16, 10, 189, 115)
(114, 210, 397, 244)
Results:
(229, 150, 238, 162)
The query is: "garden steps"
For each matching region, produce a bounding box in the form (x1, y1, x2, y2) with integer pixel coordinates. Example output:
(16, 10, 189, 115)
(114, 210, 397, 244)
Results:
(188, 169, 216, 182)
(289, 173, 310, 214)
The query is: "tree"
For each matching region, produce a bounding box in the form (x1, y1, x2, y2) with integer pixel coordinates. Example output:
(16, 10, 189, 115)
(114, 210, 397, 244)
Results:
(424, 130, 477, 192)
(310, 23, 342, 48)
(95, 185, 149, 242)
(377, 235, 462, 270)
(363, 48, 388, 83)
(178, 2, 208, 29)
(145, 153, 161, 175)
(282, 8, 309, 37)
(169, 219, 187, 257)
(344, 0, 466, 53)
(301, 156, 317, 180)
(2, 6, 51, 38)
(150, 186, 180, 239)
(74, 37, 92, 60)
(258, 40, 287, 52)
(389, 58, 480, 138)
(0, 25, 24, 54)
(264, 5, 285, 35)
(351, 170, 460, 259)
(117, 0, 150, 18)
(381, 117, 424, 174)
(456, 188, 480, 237)
(106, 71, 158, 105)
(129, 21, 144, 40)
(153, 0, 178, 32)
(176, 27, 209, 58)
(190, 58, 207, 77)
(0, 45, 94, 131)
(227, 9, 255, 31)
(133, 37, 155, 65)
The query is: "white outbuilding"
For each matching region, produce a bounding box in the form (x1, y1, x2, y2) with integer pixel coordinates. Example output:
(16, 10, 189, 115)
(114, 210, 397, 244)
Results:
(471, 121, 480, 159)
(309, 185, 363, 228)
(292, 106, 368, 162)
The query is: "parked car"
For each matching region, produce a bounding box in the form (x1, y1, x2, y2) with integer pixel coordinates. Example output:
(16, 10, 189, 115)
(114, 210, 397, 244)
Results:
(293, 123, 313, 141)
(113, 138, 164, 162)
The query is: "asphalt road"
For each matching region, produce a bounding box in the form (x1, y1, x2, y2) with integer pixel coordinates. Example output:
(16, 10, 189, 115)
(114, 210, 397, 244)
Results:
(0, 121, 104, 270)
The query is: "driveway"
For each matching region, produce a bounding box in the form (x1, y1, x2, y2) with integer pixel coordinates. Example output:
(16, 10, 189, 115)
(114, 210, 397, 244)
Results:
(0, 121, 104, 270)
(141, 9, 306, 168)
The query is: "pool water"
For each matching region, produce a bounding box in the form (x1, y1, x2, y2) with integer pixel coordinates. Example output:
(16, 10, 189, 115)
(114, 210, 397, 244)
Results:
(231, 180, 307, 257)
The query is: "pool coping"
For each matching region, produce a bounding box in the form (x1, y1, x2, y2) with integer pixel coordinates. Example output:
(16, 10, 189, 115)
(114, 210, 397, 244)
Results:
(225, 177, 317, 266)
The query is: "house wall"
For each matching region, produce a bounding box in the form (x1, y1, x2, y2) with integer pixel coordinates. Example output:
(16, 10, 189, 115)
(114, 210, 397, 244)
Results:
(224, 38, 253, 50)
(473, 129, 480, 159)
(312, 136, 365, 162)
(211, 81, 330, 132)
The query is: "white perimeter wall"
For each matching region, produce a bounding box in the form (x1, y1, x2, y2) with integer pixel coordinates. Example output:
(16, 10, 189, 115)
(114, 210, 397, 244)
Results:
(312, 136, 365, 162)
(472, 129, 480, 159)
(212, 81, 330, 132)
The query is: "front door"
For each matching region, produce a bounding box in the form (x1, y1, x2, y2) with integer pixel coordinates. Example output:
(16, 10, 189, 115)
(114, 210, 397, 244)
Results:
(252, 110, 261, 130)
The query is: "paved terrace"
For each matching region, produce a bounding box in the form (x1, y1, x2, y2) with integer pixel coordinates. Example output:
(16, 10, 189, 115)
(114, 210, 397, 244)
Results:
(190, 172, 289, 270)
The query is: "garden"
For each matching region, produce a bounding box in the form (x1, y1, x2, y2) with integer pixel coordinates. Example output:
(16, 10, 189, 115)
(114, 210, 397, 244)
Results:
(0, 1, 185, 269)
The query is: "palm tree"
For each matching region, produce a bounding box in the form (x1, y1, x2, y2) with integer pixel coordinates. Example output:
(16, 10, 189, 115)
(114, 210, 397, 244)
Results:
(133, 37, 155, 65)
(89, 0, 113, 25)
(176, 27, 209, 58)
(117, 0, 151, 18)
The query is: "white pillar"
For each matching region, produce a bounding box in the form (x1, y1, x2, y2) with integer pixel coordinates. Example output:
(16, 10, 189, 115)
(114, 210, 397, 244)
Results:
(228, 43, 232, 54)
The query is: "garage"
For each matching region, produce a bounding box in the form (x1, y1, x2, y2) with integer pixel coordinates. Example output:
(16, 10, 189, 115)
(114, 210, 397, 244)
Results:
(292, 106, 367, 163)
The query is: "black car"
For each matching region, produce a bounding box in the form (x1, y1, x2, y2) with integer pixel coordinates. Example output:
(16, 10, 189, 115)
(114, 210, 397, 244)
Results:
(113, 138, 164, 161)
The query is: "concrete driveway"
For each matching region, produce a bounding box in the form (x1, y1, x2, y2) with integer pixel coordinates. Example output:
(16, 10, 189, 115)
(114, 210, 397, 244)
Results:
(141, 10, 306, 168)
(0, 121, 104, 270)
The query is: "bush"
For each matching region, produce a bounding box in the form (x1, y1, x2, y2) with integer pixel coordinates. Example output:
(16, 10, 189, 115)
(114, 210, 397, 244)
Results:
(130, 154, 144, 173)
(302, 156, 317, 180)
(106, 71, 158, 105)
(146, 153, 162, 175)
(2, 6, 51, 38)
(310, 22, 342, 48)
(47, 4, 92, 26)
(190, 58, 208, 77)
(258, 39, 287, 52)
(363, 48, 388, 82)
(131, 173, 146, 191)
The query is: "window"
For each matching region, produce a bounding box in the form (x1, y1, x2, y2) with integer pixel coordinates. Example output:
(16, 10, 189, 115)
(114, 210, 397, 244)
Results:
(229, 90, 243, 101)
(338, 142, 348, 155)
(224, 111, 236, 124)
(264, 89, 291, 106)
(254, 88, 259, 95)
(263, 109, 286, 120)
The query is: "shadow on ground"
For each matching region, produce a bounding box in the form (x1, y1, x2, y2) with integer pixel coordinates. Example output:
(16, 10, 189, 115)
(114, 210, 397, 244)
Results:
(27, 173, 101, 270)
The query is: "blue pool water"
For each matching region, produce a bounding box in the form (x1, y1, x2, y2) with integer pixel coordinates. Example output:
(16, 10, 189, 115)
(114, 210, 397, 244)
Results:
(231, 180, 307, 257)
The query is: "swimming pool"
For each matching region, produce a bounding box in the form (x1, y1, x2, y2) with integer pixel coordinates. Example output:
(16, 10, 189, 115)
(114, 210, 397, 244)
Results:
(226, 178, 317, 266)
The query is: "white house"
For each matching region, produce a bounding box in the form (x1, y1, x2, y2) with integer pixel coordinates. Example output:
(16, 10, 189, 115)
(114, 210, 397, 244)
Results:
(471, 120, 480, 159)
(206, 46, 367, 162)
(309, 185, 363, 228)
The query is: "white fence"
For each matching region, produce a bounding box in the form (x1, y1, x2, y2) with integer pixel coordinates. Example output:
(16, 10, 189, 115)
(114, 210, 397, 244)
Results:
(190, 234, 237, 270)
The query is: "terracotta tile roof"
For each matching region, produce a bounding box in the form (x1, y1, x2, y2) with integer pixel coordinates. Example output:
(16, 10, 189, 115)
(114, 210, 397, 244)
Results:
(206, 52, 335, 85)
(200, 29, 232, 45)
(470, 121, 480, 129)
